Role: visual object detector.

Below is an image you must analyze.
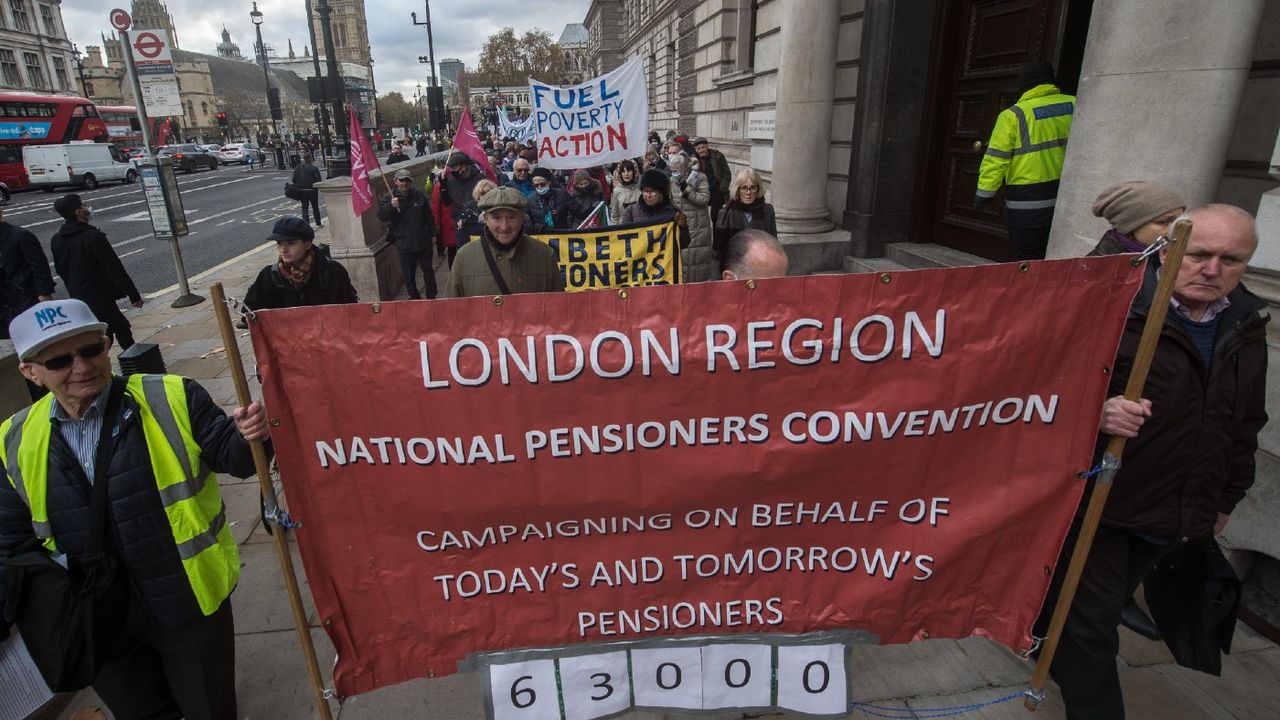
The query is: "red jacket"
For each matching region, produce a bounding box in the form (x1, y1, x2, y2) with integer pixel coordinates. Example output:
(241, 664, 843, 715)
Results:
(431, 181, 457, 248)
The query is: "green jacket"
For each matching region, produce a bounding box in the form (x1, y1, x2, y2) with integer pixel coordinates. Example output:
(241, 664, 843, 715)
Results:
(443, 232, 566, 298)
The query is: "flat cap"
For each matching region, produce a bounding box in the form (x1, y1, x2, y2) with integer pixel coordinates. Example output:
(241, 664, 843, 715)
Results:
(478, 185, 528, 213)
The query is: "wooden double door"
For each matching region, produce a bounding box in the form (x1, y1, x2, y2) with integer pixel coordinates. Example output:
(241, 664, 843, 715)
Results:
(915, 0, 1090, 260)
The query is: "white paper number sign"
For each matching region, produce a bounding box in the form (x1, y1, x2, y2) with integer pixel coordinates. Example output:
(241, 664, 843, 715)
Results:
(631, 646, 703, 709)
(700, 643, 772, 709)
(489, 658, 559, 720)
(777, 643, 847, 715)
(482, 635, 852, 719)
(559, 651, 630, 720)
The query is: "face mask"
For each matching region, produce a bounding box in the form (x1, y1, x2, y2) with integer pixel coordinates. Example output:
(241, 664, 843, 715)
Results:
(83, 206, 94, 220)
(535, 185, 550, 196)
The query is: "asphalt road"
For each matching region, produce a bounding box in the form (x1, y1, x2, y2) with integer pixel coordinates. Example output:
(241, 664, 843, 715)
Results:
(2, 164, 312, 299)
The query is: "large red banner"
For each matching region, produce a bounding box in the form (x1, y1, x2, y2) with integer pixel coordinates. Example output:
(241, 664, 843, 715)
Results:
(251, 256, 1143, 697)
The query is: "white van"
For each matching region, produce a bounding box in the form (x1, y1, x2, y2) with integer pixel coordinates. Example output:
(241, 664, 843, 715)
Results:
(23, 141, 138, 191)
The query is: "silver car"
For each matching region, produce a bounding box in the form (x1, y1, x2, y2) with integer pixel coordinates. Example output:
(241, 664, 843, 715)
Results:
(218, 143, 265, 165)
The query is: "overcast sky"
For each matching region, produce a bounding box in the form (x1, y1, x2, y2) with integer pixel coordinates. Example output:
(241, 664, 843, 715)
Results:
(66, 0, 591, 96)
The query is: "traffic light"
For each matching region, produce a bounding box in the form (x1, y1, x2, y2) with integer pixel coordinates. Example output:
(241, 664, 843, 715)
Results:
(216, 112, 228, 129)
(267, 87, 283, 121)
(418, 56, 429, 64)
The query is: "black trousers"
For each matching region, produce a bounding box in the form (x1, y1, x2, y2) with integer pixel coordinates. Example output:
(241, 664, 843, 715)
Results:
(399, 249, 437, 299)
(93, 599, 237, 720)
(89, 301, 134, 350)
(299, 192, 321, 225)
(1008, 225, 1051, 261)
(1036, 522, 1171, 720)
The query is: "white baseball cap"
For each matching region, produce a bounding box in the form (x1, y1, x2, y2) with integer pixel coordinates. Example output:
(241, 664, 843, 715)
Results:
(8, 299, 108, 361)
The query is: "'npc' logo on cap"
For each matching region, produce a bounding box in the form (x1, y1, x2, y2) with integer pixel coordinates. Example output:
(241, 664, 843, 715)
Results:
(35, 304, 70, 329)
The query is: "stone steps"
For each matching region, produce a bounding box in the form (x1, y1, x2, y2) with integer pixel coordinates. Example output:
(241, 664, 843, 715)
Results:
(843, 243, 992, 275)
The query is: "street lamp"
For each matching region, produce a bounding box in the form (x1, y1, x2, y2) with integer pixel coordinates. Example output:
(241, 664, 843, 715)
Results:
(70, 44, 89, 99)
(303, 0, 333, 164)
(249, 2, 285, 167)
(316, 0, 351, 176)
(411, 1, 438, 131)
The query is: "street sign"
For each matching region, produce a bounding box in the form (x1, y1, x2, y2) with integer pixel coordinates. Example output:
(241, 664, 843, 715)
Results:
(133, 32, 164, 59)
(109, 7, 131, 31)
(140, 157, 188, 239)
(128, 28, 183, 116)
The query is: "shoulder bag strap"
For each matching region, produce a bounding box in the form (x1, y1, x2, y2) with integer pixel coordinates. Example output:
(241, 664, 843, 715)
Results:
(84, 378, 125, 560)
(479, 236, 512, 295)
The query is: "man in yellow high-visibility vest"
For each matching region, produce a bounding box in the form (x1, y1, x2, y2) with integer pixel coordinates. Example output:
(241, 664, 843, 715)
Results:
(974, 62, 1075, 260)
(0, 299, 268, 719)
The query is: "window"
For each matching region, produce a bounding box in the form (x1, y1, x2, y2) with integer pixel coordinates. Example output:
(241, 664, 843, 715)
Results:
(201, 101, 208, 116)
(0, 49, 20, 87)
(51, 55, 67, 90)
(668, 43, 677, 109)
(22, 51, 46, 89)
(733, 0, 759, 72)
(39, 3, 55, 36)
(9, 0, 29, 32)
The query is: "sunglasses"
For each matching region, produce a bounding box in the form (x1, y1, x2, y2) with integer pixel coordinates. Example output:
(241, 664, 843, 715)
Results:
(29, 339, 107, 371)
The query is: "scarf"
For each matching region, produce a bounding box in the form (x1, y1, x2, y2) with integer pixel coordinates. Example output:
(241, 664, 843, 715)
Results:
(1106, 227, 1148, 253)
(279, 247, 315, 289)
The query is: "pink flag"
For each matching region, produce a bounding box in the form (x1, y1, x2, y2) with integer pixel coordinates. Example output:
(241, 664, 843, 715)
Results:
(348, 105, 379, 215)
(451, 107, 498, 183)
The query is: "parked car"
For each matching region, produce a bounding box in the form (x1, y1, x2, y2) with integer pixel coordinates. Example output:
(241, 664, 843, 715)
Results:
(200, 143, 222, 154)
(0, 181, 10, 205)
(23, 141, 138, 190)
(158, 144, 219, 173)
(218, 143, 266, 165)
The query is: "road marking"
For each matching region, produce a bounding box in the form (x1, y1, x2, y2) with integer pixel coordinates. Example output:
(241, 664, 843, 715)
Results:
(112, 194, 294, 250)
(12, 175, 278, 225)
(144, 240, 276, 299)
(118, 247, 146, 259)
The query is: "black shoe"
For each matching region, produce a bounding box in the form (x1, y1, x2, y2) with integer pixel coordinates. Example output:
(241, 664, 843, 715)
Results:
(1120, 601, 1161, 640)
(316, 222, 323, 227)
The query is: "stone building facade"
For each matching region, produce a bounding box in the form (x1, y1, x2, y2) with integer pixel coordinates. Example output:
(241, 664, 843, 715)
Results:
(130, 0, 179, 49)
(310, 0, 370, 68)
(558, 23, 590, 84)
(0, 0, 77, 95)
(587, 0, 1280, 619)
(584, 0, 624, 76)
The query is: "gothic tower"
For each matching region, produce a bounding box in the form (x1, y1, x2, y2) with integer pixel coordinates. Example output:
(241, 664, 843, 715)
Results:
(310, 0, 370, 66)
(216, 26, 244, 61)
(130, 0, 180, 49)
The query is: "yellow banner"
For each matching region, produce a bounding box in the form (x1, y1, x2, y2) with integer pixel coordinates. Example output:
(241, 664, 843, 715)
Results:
(532, 219, 682, 292)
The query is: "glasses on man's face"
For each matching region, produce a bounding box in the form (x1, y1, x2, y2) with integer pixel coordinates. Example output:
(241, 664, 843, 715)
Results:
(29, 339, 107, 371)
(533, 181, 549, 189)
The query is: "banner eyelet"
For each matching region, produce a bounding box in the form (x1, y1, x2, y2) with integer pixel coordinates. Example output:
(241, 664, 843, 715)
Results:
(493, 296, 504, 307)
(879, 273, 892, 284)
(618, 289, 629, 300)
(1019, 262, 1030, 273)
(745, 280, 757, 290)
(270, 418, 281, 427)
(371, 304, 381, 314)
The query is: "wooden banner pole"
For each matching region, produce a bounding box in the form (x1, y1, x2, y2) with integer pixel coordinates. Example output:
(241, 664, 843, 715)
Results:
(209, 283, 335, 720)
(1024, 219, 1192, 711)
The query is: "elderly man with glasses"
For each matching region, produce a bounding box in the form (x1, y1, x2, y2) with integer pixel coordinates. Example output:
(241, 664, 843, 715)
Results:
(0, 298, 268, 719)
(504, 158, 536, 197)
(378, 168, 439, 299)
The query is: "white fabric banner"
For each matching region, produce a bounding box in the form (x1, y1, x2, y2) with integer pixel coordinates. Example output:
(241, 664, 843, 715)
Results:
(498, 108, 538, 143)
(530, 55, 648, 169)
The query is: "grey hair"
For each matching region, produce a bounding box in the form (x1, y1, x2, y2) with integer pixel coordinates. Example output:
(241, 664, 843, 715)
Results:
(1185, 203, 1259, 252)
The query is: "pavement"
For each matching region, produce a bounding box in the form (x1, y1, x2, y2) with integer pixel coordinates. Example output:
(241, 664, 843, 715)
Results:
(25, 238, 1280, 720)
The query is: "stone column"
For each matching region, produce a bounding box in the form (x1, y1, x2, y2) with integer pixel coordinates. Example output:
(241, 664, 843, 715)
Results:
(1046, 0, 1266, 257)
(770, 0, 841, 234)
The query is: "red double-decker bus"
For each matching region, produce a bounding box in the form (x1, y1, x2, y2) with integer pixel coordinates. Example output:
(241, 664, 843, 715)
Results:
(98, 104, 145, 151)
(0, 93, 107, 190)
